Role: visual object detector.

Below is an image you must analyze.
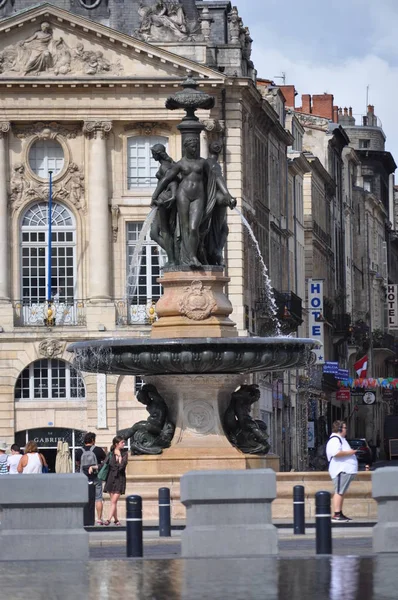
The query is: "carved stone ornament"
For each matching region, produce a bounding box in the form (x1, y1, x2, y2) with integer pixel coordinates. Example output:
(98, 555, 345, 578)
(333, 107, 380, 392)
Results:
(201, 119, 225, 133)
(111, 205, 120, 242)
(14, 122, 79, 139)
(184, 400, 215, 434)
(228, 6, 242, 44)
(0, 122, 10, 138)
(83, 121, 113, 139)
(0, 23, 123, 77)
(178, 280, 217, 321)
(123, 121, 170, 136)
(39, 338, 64, 358)
(136, 1, 202, 43)
(10, 161, 85, 212)
(296, 112, 329, 132)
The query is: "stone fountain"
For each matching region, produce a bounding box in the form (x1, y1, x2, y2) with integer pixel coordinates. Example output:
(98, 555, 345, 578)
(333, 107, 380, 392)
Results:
(69, 76, 318, 476)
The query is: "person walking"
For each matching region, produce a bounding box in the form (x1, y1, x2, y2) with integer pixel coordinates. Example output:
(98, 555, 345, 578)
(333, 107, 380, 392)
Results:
(17, 441, 48, 473)
(103, 436, 128, 526)
(326, 420, 358, 522)
(0, 441, 9, 474)
(7, 444, 22, 474)
(75, 432, 106, 526)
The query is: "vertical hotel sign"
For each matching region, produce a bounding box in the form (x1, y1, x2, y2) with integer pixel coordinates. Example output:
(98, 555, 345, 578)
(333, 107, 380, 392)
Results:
(308, 279, 324, 364)
(387, 285, 398, 330)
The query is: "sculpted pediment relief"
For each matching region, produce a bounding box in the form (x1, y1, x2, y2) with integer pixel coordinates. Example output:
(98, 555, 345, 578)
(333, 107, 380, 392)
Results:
(0, 5, 225, 81)
(0, 21, 122, 77)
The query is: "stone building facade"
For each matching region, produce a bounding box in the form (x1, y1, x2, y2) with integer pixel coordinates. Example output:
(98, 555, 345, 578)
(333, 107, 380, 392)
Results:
(0, 1, 301, 468)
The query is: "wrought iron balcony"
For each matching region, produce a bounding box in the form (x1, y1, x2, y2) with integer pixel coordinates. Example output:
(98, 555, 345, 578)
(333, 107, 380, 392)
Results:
(13, 299, 86, 327)
(372, 331, 396, 352)
(255, 289, 303, 334)
(332, 313, 351, 335)
(115, 298, 157, 326)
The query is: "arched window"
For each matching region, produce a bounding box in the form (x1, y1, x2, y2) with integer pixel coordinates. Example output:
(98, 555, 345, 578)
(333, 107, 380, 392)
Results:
(127, 135, 168, 188)
(29, 139, 64, 179)
(21, 202, 76, 304)
(78, 0, 102, 8)
(15, 359, 85, 401)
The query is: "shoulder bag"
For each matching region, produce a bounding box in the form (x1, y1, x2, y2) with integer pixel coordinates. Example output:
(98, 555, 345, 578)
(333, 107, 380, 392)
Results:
(97, 452, 112, 481)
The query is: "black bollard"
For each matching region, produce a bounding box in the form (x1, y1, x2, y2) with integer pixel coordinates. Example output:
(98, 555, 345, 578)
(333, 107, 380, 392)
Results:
(83, 480, 96, 526)
(126, 495, 143, 557)
(293, 485, 305, 534)
(159, 487, 171, 537)
(315, 491, 332, 554)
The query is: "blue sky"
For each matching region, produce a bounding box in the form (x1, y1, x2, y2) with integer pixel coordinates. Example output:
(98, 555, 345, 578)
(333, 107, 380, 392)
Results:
(237, 0, 398, 158)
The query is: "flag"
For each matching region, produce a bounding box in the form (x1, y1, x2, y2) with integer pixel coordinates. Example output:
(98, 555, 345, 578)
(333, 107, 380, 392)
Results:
(354, 355, 368, 378)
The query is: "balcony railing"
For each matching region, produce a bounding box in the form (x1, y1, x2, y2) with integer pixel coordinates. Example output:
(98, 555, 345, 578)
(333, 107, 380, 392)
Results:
(115, 299, 157, 326)
(255, 289, 303, 333)
(373, 331, 396, 352)
(13, 299, 86, 327)
(313, 220, 332, 248)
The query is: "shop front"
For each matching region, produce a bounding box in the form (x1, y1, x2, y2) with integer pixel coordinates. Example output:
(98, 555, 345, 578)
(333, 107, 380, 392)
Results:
(15, 427, 86, 473)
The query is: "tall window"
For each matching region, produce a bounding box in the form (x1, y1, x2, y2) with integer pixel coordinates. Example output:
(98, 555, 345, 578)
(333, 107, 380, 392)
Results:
(15, 359, 85, 401)
(126, 222, 166, 306)
(29, 140, 64, 179)
(127, 136, 168, 188)
(21, 202, 76, 303)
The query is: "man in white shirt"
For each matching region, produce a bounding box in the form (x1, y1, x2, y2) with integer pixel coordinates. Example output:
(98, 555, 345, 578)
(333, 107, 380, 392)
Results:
(326, 420, 358, 523)
(7, 444, 22, 474)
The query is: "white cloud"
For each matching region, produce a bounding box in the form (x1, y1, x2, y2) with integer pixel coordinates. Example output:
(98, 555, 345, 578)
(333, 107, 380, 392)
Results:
(236, 0, 398, 160)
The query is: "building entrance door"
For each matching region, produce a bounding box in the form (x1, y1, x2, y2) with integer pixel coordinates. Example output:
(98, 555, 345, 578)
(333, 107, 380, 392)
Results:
(15, 427, 86, 473)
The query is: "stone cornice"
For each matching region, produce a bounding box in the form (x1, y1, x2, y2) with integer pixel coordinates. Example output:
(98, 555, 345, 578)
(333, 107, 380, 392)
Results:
(83, 121, 113, 139)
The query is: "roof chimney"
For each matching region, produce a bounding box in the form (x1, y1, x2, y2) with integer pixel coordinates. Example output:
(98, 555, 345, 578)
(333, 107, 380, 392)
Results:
(311, 94, 334, 120)
(301, 94, 312, 114)
(279, 85, 296, 108)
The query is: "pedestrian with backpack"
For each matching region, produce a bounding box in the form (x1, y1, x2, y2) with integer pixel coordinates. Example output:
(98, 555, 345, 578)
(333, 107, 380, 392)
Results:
(326, 420, 358, 523)
(76, 432, 107, 526)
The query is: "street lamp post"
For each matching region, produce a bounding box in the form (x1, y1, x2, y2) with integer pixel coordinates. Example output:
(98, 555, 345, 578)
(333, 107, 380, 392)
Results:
(45, 170, 55, 327)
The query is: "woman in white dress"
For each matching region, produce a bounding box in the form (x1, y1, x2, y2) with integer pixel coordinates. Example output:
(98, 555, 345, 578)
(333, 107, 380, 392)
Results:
(17, 440, 48, 474)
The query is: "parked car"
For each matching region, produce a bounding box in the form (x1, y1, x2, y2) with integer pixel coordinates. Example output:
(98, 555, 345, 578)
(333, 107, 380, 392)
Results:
(347, 438, 373, 465)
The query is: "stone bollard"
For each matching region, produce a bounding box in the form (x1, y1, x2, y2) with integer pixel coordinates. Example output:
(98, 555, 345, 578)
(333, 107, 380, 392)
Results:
(0, 474, 89, 561)
(180, 469, 278, 558)
(373, 467, 398, 553)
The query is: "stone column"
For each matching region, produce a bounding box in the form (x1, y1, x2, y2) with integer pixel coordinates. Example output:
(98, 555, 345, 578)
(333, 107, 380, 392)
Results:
(83, 121, 112, 301)
(0, 122, 10, 301)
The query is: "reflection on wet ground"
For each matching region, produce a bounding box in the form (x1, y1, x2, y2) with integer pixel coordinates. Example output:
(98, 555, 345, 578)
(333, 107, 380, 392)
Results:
(1, 555, 398, 600)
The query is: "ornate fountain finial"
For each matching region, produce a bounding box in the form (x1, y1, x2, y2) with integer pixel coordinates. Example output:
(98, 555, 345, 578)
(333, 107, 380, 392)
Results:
(166, 75, 215, 121)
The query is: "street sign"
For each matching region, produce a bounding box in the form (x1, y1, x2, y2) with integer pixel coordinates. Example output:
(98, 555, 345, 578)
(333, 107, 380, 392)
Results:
(337, 369, 349, 379)
(336, 390, 351, 401)
(323, 361, 338, 374)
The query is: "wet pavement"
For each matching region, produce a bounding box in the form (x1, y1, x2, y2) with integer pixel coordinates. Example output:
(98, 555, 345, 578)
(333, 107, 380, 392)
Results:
(1, 554, 398, 599)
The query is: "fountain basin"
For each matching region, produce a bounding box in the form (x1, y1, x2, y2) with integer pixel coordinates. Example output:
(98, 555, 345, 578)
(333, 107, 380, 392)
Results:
(68, 337, 319, 376)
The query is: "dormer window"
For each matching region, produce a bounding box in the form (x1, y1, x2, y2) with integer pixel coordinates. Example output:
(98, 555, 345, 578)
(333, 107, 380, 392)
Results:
(78, 0, 102, 9)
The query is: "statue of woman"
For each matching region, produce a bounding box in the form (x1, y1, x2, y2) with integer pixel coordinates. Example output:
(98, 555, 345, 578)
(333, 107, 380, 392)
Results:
(152, 136, 235, 267)
(152, 137, 211, 267)
(150, 144, 178, 266)
(205, 141, 236, 265)
(20, 22, 53, 75)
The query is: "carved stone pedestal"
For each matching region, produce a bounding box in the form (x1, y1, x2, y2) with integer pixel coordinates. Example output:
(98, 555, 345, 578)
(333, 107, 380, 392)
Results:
(125, 374, 276, 477)
(151, 268, 237, 338)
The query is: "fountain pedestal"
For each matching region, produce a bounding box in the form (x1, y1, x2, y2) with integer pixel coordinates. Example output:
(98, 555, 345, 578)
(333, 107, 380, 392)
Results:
(126, 373, 280, 476)
(151, 268, 237, 338)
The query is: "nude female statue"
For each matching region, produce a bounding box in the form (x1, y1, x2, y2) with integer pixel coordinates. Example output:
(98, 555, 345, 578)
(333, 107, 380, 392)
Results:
(152, 136, 210, 268)
(150, 144, 178, 266)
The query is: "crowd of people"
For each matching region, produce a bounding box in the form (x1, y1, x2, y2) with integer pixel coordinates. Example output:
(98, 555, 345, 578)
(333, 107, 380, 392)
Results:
(0, 432, 128, 526)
